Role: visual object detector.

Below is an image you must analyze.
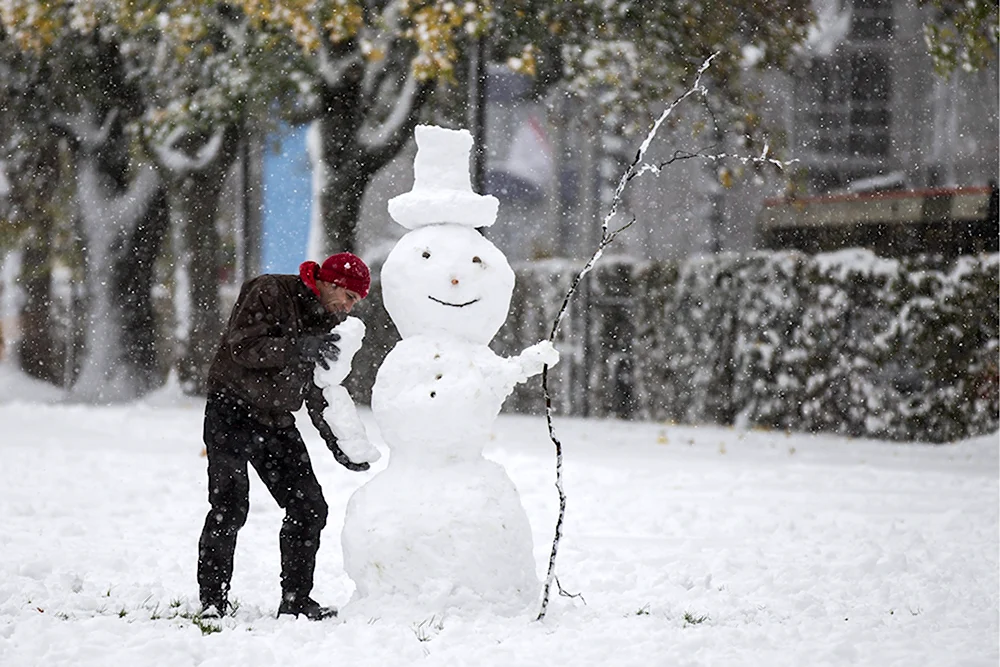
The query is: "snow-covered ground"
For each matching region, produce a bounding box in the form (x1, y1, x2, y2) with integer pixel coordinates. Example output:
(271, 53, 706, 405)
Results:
(0, 362, 997, 666)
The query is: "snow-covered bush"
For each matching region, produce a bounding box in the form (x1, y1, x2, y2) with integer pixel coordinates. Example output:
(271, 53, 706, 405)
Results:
(729, 252, 808, 432)
(794, 250, 903, 438)
(495, 259, 583, 416)
(354, 251, 998, 443)
(632, 260, 680, 422)
(887, 254, 1000, 442)
(668, 253, 739, 425)
(580, 259, 640, 419)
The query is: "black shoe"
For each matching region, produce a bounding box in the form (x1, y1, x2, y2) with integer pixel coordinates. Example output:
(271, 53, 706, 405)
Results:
(277, 595, 337, 621)
(200, 599, 229, 618)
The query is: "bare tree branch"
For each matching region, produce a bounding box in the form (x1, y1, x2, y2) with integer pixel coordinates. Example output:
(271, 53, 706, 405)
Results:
(536, 55, 717, 622)
(535, 53, 800, 620)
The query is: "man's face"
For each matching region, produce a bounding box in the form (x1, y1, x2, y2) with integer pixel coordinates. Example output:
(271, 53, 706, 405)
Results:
(316, 280, 362, 314)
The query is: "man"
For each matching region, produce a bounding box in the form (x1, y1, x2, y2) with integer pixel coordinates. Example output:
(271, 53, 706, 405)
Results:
(198, 252, 371, 621)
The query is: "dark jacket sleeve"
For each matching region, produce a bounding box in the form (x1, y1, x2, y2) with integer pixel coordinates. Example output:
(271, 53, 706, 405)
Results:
(225, 277, 298, 369)
(305, 383, 370, 472)
(304, 383, 334, 442)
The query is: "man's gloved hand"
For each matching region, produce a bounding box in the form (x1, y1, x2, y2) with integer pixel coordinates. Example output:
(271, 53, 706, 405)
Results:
(298, 332, 341, 370)
(330, 444, 370, 472)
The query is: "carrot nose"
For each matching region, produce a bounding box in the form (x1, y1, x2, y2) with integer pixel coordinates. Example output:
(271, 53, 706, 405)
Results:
(451, 278, 459, 285)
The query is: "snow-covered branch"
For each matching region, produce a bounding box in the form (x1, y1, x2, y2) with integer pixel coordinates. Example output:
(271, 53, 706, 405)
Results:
(51, 105, 118, 154)
(537, 53, 795, 621)
(543, 58, 717, 345)
(0, 160, 10, 198)
(316, 41, 364, 89)
(360, 0, 407, 99)
(150, 126, 226, 175)
(54, 103, 161, 238)
(361, 68, 428, 160)
(632, 140, 798, 180)
(77, 159, 161, 239)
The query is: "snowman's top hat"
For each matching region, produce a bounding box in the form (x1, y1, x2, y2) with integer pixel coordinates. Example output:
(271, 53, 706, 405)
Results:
(388, 125, 499, 229)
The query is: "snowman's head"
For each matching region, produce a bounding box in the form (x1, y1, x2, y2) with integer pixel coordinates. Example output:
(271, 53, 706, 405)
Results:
(381, 224, 514, 344)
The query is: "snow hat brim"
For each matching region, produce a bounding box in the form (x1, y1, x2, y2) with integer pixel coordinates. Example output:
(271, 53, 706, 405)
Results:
(388, 189, 499, 230)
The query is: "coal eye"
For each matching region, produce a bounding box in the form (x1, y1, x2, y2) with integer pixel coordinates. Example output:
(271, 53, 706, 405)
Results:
(422, 250, 431, 259)
(472, 256, 482, 264)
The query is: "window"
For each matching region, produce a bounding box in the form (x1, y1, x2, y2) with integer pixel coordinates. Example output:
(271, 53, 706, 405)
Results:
(851, 0, 894, 40)
(793, 1, 894, 186)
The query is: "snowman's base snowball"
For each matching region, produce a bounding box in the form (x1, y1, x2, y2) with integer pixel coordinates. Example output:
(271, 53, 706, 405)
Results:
(341, 458, 539, 618)
(340, 584, 535, 622)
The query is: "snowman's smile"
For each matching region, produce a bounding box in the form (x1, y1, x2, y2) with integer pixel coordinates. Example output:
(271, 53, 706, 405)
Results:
(428, 295, 480, 308)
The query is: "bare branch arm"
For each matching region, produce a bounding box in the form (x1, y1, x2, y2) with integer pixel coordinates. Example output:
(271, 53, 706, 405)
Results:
(536, 55, 722, 622)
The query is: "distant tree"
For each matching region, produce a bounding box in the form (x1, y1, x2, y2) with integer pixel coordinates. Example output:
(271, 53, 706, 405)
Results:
(919, 0, 999, 75)
(234, 0, 814, 254)
(130, 2, 272, 395)
(495, 1, 812, 129)
(0, 38, 66, 383)
(227, 1, 468, 254)
(1, 1, 278, 396)
(1, 3, 168, 401)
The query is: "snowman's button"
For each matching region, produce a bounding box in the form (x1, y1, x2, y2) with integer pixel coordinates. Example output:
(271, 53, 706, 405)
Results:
(430, 391, 436, 398)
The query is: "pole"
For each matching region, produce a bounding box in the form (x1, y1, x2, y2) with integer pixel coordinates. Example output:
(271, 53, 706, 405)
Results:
(468, 35, 487, 195)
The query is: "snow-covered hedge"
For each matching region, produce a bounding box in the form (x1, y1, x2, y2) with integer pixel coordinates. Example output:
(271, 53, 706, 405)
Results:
(349, 250, 998, 443)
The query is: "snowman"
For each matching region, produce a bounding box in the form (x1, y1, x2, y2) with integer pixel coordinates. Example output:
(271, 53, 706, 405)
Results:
(340, 125, 559, 618)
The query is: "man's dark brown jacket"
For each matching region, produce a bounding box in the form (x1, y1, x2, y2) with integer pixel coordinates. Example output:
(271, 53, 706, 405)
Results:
(208, 274, 343, 427)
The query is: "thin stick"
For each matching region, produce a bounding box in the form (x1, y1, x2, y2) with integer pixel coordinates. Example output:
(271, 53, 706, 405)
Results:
(535, 57, 719, 622)
(534, 52, 800, 621)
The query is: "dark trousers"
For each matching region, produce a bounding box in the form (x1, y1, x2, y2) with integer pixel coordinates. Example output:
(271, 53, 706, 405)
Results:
(198, 388, 329, 606)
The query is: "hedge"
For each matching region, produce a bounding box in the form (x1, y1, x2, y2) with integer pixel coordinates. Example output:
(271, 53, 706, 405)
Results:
(347, 249, 998, 443)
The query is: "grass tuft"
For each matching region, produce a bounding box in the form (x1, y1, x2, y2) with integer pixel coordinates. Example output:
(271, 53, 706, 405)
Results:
(191, 615, 222, 635)
(683, 611, 709, 625)
(412, 615, 444, 642)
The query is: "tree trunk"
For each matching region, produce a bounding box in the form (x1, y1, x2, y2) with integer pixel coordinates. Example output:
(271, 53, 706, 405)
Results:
(314, 99, 371, 256)
(176, 175, 222, 394)
(311, 68, 432, 255)
(18, 231, 58, 383)
(14, 140, 61, 384)
(316, 143, 369, 255)
(172, 127, 241, 395)
(114, 185, 170, 393)
(70, 118, 167, 403)
(239, 129, 264, 281)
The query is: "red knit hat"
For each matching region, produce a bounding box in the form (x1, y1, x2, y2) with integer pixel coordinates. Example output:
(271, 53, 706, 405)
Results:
(299, 252, 370, 299)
